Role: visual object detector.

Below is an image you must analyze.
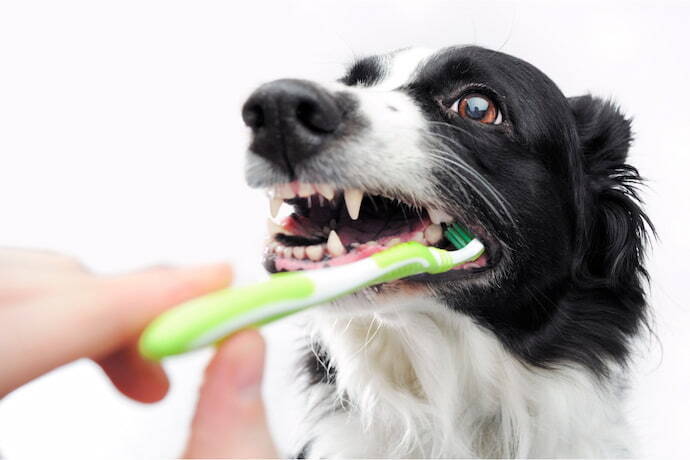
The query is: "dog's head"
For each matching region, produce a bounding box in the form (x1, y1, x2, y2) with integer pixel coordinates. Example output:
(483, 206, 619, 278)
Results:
(242, 46, 651, 373)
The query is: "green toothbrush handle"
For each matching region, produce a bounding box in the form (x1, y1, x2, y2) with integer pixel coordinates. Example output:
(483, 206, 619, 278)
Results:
(139, 241, 483, 360)
(138, 271, 316, 360)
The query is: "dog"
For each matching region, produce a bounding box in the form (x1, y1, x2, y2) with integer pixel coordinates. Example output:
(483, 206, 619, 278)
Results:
(241, 46, 652, 458)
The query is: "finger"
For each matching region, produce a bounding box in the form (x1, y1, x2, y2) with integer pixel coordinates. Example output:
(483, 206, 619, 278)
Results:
(96, 343, 170, 403)
(184, 329, 278, 459)
(0, 247, 85, 272)
(0, 263, 232, 397)
(86, 263, 233, 360)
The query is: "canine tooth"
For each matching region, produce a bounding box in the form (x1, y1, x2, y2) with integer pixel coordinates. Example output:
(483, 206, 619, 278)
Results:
(427, 208, 453, 225)
(283, 247, 293, 258)
(424, 224, 443, 244)
(315, 183, 335, 200)
(268, 219, 293, 236)
(344, 189, 364, 220)
(385, 238, 401, 247)
(275, 245, 285, 256)
(298, 183, 314, 197)
(306, 245, 324, 261)
(267, 219, 282, 236)
(270, 197, 282, 218)
(277, 183, 295, 199)
(327, 230, 346, 257)
(293, 246, 305, 259)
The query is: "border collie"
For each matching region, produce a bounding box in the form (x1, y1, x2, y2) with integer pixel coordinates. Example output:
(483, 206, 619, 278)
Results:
(241, 46, 652, 458)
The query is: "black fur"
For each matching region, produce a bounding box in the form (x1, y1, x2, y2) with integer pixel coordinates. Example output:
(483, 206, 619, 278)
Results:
(247, 45, 653, 456)
(303, 46, 652, 377)
(301, 341, 337, 386)
(340, 55, 385, 87)
(396, 47, 652, 376)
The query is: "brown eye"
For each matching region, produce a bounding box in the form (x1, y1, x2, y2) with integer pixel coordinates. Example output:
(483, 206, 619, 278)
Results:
(452, 93, 502, 125)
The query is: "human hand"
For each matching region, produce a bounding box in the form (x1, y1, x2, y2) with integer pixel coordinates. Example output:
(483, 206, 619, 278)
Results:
(0, 247, 230, 400)
(183, 329, 278, 458)
(0, 247, 278, 457)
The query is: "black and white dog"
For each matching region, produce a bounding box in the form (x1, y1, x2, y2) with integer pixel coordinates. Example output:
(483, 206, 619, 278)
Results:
(242, 46, 652, 458)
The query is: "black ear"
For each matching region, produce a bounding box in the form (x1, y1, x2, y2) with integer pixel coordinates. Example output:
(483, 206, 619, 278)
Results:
(569, 95, 653, 287)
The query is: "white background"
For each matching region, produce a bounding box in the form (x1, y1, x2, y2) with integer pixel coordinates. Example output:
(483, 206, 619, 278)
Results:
(1, 0, 689, 457)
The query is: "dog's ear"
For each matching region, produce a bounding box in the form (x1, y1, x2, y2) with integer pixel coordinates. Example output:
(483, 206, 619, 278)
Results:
(569, 95, 652, 287)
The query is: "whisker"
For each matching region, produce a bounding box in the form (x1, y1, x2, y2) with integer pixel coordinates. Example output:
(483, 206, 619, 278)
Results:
(428, 149, 515, 225)
(362, 317, 384, 353)
(425, 149, 511, 224)
(422, 131, 515, 224)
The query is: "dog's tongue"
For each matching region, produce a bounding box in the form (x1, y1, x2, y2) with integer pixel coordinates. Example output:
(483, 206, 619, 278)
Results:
(335, 220, 414, 245)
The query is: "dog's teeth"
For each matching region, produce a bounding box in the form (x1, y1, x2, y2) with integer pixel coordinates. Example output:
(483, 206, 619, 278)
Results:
(306, 244, 324, 261)
(283, 247, 293, 258)
(293, 246, 305, 260)
(344, 189, 364, 220)
(315, 183, 335, 200)
(424, 224, 443, 244)
(385, 237, 401, 248)
(267, 218, 292, 236)
(412, 231, 425, 244)
(327, 230, 346, 257)
(427, 208, 453, 225)
(298, 183, 314, 198)
(267, 218, 281, 236)
(276, 184, 295, 199)
(275, 245, 285, 256)
(270, 197, 283, 218)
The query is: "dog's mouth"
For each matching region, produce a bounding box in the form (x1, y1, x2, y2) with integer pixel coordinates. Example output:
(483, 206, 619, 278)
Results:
(263, 182, 496, 279)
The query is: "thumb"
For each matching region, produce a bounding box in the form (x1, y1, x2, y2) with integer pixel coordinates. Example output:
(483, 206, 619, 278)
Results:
(184, 329, 278, 459)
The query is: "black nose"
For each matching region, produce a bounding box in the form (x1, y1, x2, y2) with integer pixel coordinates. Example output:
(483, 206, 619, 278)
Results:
(242, 79, 342, 175)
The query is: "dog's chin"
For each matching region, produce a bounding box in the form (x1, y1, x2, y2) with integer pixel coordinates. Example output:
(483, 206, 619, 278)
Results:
(260, 181, 502, 287)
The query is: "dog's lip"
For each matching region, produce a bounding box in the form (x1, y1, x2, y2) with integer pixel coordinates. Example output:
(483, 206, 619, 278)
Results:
(407, 235, 501, 283)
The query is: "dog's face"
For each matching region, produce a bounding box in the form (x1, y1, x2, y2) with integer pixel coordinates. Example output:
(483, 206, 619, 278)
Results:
(242, 46, 649, 370)
(243, 46, 577, 292)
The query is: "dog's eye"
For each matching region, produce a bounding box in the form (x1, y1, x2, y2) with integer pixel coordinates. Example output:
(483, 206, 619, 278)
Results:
(452, 94, 502, 125)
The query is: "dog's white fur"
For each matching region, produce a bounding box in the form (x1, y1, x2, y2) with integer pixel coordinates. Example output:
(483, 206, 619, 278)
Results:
(300, 293, 632, 458)
(262, 48, 636, 458)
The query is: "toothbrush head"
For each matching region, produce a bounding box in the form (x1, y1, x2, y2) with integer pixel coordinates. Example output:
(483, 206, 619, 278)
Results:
(444, 223, 475, 249)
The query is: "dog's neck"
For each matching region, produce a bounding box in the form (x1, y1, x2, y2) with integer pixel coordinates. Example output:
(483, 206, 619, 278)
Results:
(300, 293, 632, 458)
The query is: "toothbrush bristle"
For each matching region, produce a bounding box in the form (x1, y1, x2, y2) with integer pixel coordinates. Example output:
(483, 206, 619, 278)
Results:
(443, 223, 474, 249)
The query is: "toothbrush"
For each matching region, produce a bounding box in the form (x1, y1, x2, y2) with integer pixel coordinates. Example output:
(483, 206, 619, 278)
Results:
(138, 224, 484, 360)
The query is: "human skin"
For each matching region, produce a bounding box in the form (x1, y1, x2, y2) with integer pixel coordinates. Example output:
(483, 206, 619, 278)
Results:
(0, 248, 277, 457)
